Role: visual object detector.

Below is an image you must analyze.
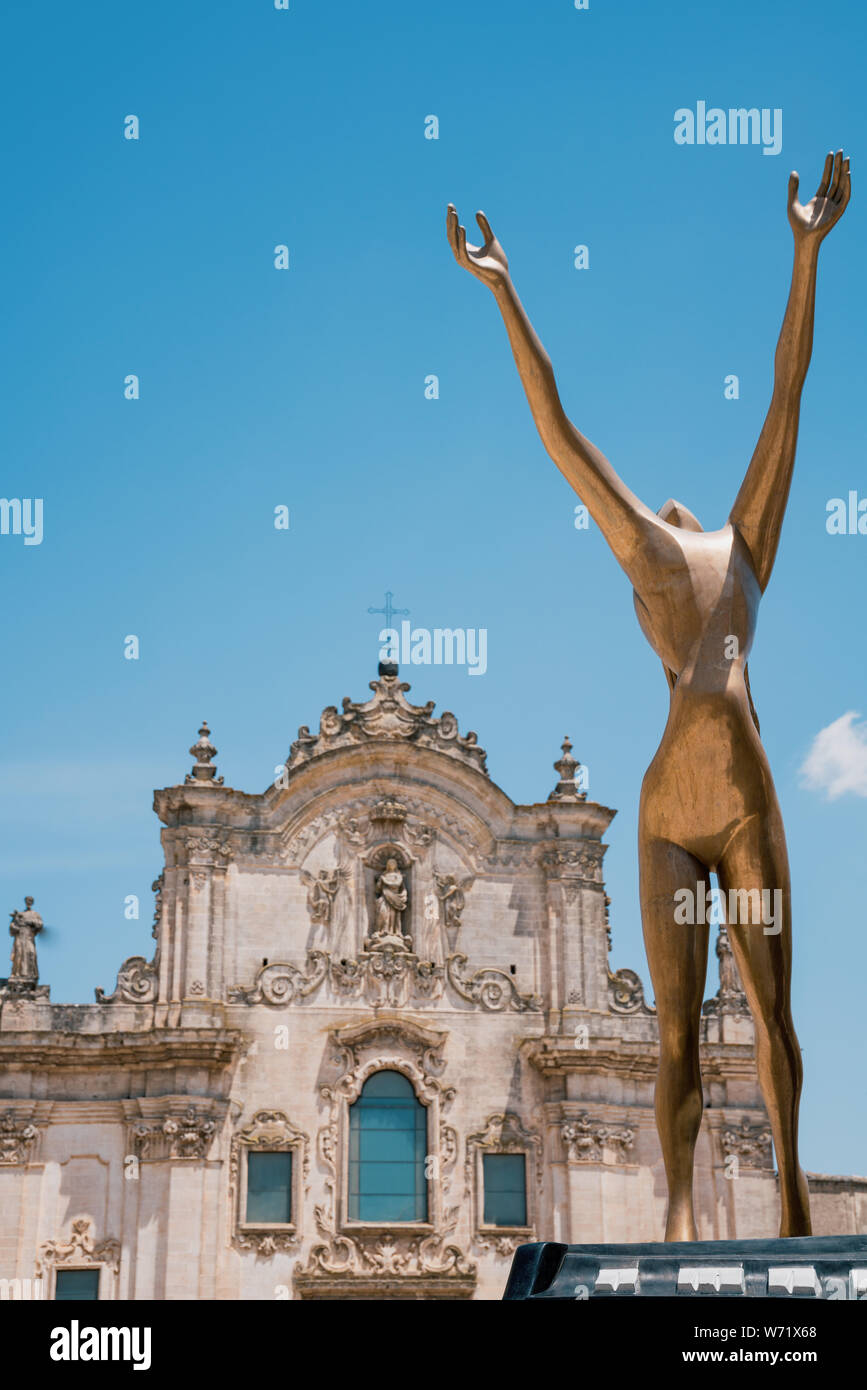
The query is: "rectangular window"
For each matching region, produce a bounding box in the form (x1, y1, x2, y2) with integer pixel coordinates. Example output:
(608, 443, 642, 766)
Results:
(483, 1153, 527, 1227)
(55, 1268, 100, 1301)
(246, 1150, 293, 1224)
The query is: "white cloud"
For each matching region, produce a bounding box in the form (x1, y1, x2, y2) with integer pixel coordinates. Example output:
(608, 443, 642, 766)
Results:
(800, 711, 867, 800)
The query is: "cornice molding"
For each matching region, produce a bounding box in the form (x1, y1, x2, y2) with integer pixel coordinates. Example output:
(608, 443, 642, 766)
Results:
(0, 1028, 243, 1069)
(524, 1035, 760, 1083)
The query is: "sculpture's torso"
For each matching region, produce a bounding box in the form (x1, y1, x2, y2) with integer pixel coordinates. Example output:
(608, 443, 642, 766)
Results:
(632, 520, 776, 867)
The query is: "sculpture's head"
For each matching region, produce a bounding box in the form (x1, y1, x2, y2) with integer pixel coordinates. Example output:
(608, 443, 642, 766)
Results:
(24, 896, 34, 908)
(385, 857, 398, 872)
(657, 498, 704, 532)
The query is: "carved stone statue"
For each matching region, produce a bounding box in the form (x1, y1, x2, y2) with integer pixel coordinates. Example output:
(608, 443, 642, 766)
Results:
(702, 924, 749, 1019)
(561, 1114, 600, 1163)
(449, 151, 852, 1241)
(9, 896, 43, 983)
(433, 873, 466, 933)
(717, 925, 740, 997)
(433, 872, 474, 951)
(301, 868, 342, 929)
(371, 859, 409, 949)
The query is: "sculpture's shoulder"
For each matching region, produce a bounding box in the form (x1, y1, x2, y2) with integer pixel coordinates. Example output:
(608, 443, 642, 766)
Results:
(11, 908, 43, 932)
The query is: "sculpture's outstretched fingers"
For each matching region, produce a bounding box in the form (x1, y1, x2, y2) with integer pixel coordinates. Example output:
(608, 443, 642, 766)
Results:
(476, 211, 494, 244)
(816, 151, 834, 198)
(787, 171, 799, 209)
(447, 205, 471, 266)
(828, 149, 843, 200)
(838, 157, 852, 210)
(446, 204, 461, 259)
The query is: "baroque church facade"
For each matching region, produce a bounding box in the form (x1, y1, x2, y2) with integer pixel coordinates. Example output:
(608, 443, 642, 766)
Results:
(1, 666, 864, 1300)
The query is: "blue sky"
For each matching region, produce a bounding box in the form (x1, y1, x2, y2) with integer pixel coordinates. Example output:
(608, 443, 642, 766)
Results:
(1, 0, 865, 1177)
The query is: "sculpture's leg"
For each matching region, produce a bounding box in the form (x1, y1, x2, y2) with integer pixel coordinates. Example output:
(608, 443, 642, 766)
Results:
(717, 816, 812, 1237)
(639, 832, 711, 1241)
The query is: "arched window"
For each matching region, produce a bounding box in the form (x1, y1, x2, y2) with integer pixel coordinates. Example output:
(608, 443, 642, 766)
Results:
(348, 1070, 428, 1223)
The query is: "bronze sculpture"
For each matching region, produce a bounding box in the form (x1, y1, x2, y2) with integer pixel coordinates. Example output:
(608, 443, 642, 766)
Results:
(448, 151, 851, 1240)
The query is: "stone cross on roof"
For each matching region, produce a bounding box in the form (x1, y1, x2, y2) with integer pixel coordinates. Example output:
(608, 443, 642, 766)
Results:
(367, 590, 410, 630)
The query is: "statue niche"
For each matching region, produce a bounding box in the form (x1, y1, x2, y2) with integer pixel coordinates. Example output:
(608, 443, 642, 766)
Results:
(364, 845, 413, 953)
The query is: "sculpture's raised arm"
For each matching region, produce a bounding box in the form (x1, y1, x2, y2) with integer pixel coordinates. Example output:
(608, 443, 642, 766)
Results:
(729, 152, 851, 592)
(447, 206, 661, 585)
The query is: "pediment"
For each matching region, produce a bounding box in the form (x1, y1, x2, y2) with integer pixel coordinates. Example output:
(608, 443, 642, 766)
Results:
(284, 672, 488, 778)
(333, 1014, 447, 1054)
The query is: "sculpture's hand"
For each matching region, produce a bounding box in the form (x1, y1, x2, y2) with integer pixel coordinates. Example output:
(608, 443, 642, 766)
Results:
(447, 205, 509, 288)
(788, 150, 851, 243)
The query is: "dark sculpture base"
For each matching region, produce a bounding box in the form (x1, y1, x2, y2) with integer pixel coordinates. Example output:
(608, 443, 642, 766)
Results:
(503, 1236, 867, 1300)
(0, 979, 50, 999)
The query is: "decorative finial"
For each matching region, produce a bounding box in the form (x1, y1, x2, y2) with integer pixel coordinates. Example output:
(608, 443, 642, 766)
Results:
(185, 720, 224, 786)
(548, 735, 586, 802)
